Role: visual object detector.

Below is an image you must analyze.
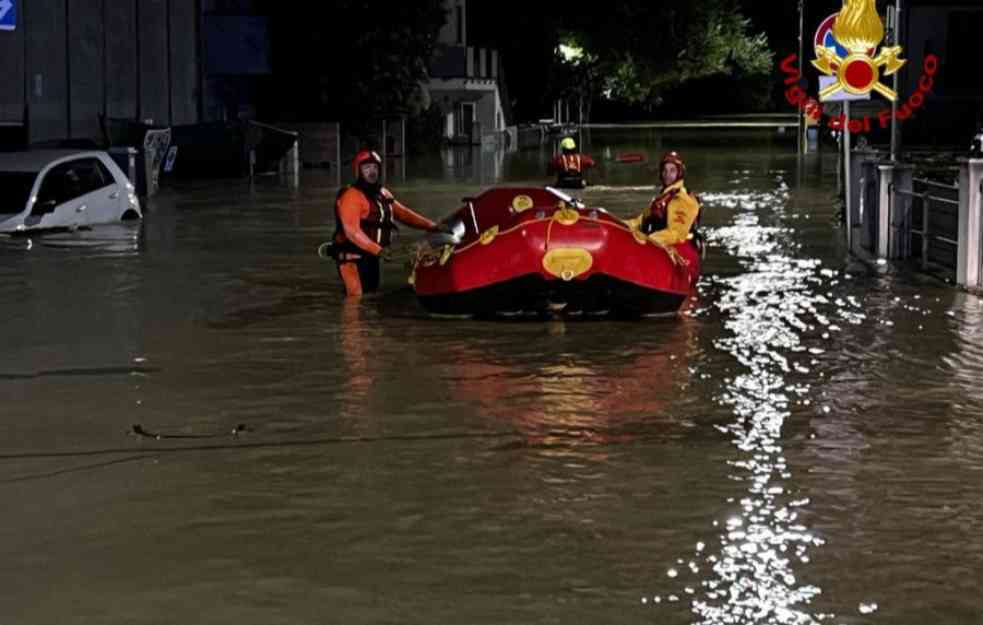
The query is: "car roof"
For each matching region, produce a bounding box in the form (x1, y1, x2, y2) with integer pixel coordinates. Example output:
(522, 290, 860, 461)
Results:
(0, 149, 106, 173)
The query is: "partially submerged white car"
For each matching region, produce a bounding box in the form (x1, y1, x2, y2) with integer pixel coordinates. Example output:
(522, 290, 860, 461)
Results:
(0, 150, 142, 234)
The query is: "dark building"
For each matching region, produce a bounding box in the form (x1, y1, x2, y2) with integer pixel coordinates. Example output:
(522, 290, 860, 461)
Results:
(898, 0, 983, 145)
(0, 0, 280, 151)
(0, 0, 201, 148)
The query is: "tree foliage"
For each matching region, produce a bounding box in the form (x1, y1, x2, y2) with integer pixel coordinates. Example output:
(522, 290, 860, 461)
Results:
(558, 1, 773, 110)
(270, 1, 447, 122)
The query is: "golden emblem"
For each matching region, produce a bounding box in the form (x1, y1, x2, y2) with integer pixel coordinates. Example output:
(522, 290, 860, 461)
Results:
(632, 229, 648, 245)
(553, 207, 580, 226)
(542, 248, 593, 281)
(511, 194, 534, 212)
(813, 0, 906, 101)
(479, 226, 499, 245)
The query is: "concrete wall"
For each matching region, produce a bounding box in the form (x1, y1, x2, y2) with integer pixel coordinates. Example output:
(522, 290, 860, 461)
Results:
(69, 0, 105, 141)
(170, 0, 198, 125)
(437, 0, 465, 46)
(106, 0, 139, 120)
(0, 5, 25, 124)
(1, 0, 199, 147)
(27, 0, 69, 143)
(477, 92, 495, 134)
(138, 0, 169, 124)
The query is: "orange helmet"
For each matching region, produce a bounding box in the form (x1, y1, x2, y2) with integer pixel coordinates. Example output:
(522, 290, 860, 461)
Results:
(659, 151, 686, 184)
(352, 149, 382, 179)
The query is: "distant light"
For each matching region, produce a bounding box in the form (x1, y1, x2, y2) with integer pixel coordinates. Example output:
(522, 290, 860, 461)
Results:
(558, 43, 584, 63)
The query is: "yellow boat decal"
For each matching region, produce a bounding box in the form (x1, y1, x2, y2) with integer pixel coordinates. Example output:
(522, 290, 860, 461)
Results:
(511, 194, 534, 212)
(542, 248, 593, 281)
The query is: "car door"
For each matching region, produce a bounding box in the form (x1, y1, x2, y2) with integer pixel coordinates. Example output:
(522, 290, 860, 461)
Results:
(74, 158, 123, 225)
(31, 158, 120, 229)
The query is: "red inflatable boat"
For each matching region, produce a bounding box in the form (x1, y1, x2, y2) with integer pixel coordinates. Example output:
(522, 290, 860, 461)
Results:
(410, 187, 701, 318)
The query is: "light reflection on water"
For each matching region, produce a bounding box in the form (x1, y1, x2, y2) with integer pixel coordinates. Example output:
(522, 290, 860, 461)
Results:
(0, 223, 143, 257)
(651, 181, 869, 624)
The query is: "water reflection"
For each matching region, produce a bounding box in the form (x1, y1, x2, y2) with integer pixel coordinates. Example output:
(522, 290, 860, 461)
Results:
(338, 299, 378, 421)
(335, 287, 705, 448)
(435, 317, 700, 447)
(0, 223, 143, 257)
(650, 183, 867, 624)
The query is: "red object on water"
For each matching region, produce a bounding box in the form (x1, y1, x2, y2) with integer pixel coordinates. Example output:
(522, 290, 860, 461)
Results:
(411, 187, 701, 318)
(616, 152, 646, 163)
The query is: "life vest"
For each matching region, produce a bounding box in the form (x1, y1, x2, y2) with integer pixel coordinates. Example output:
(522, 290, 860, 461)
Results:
(641, 187, 681, 234)
(560, 154, 583, 174)
(556, 153, 586, 187)
(641, 185, 702, 240)
(332, 184, 398, 256)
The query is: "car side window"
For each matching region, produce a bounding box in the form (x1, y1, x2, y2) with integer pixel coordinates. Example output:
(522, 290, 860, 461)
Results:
(73, 158, 115, 195)
(34, 158, 115, 211)
(35, 163, 70, 209)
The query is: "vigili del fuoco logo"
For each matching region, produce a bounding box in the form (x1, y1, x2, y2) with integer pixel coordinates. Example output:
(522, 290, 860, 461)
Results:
(779, 0, 940, 134)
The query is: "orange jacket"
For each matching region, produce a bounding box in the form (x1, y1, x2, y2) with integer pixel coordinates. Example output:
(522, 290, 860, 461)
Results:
(336, 187, 436, 256)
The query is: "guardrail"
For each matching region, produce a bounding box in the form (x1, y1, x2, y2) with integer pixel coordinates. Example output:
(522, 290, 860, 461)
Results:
(893, 178, 960, 271)
(851, 154, 983, 289)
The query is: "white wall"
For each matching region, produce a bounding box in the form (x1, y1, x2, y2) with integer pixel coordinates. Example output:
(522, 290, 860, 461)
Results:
(437, 0, 466, 46)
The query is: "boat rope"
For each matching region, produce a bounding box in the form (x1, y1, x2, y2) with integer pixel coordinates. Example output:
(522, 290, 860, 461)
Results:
(449, 213, 640, 258)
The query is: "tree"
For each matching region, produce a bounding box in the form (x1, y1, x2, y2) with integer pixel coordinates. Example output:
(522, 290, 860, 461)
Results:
(559, 1, 773, 111)
(269, 1, 447, 123)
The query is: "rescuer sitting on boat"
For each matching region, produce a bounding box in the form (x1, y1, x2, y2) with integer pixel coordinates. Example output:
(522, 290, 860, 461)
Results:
(625, 151, 702, 253)
(326, 149, 446, 296)
(547, 137, 596, 189)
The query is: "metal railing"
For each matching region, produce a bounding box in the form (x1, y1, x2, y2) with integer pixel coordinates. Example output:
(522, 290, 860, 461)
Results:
(893, 177, 960, 270)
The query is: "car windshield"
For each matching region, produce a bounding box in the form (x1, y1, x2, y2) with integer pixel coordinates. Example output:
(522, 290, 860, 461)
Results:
(0, 171, 38, 214)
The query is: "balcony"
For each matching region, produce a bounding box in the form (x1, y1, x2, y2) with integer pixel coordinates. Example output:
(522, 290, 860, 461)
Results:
(429, 45, 499, 81)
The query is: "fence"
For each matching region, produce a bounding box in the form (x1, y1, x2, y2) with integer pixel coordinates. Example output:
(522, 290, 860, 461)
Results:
(895, 178, 959, 273)
(851, 152, 983, 289)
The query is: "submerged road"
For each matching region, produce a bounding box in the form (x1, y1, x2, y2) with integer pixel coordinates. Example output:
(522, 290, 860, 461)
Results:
(1, 129, 980, 624)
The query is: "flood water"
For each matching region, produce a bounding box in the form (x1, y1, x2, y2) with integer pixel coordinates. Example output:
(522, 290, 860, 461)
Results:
(2, 130, 981, 625)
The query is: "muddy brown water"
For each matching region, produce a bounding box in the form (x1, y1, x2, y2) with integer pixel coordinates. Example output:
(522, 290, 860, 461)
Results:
(1, 130, 981, 624)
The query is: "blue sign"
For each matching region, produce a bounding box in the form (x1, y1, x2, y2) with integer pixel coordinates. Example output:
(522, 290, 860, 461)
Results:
(0, 0, 16, 32)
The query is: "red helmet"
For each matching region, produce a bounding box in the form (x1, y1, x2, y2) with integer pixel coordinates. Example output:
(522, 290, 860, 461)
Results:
(659, 151, 686, 184)
(352, 149, 382, 179)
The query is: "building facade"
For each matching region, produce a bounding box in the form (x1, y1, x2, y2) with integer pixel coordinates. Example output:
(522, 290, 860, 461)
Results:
(0, 0, 201, 148)
(427, 0, 511, 145)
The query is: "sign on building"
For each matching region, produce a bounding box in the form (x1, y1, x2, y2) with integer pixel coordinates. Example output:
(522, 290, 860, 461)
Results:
(0, 0, 16, 32)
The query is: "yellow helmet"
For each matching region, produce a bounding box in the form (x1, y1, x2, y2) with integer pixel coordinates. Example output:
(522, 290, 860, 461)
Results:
(560, 137, 576, 151)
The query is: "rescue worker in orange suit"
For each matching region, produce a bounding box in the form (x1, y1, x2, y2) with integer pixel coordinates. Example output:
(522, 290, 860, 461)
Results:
(624, 151, 702, 252)
(547, 137, 596, 189)
(328, 150, 445, 296)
